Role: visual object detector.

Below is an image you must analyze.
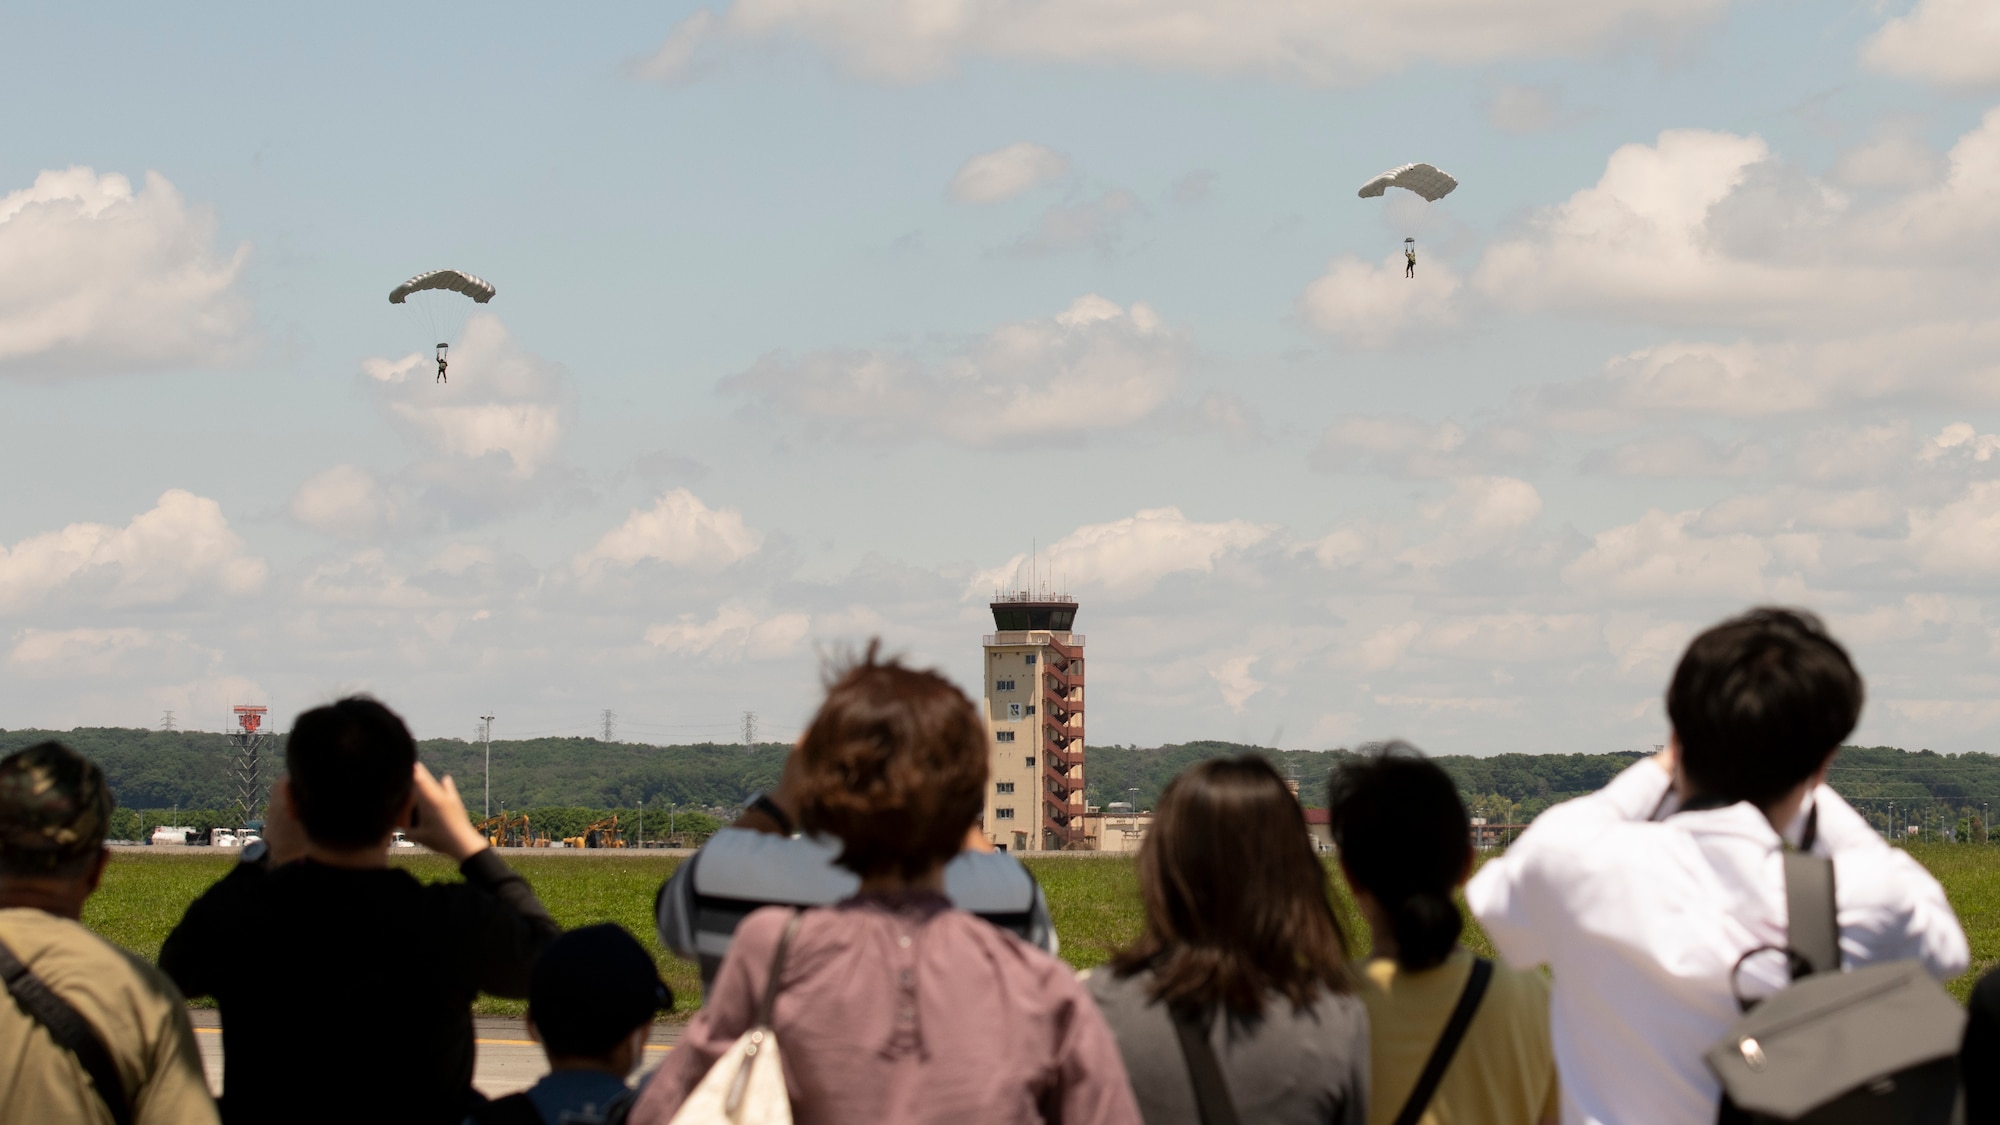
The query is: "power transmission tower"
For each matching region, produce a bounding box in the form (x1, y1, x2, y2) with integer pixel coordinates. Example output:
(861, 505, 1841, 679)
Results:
(601, 709, 617, 742)
(160, 710, 176, 732)
(742, 711, 758, 749)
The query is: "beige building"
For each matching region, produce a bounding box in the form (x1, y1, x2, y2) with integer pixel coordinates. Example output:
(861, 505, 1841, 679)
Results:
(981, 594, 1086, 853)
(1080, 809, 1149, 853)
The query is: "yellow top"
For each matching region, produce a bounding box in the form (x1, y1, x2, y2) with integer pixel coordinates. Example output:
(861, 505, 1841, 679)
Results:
(0, 908, 218, 1125)
(1357, 947, 1558, 1125)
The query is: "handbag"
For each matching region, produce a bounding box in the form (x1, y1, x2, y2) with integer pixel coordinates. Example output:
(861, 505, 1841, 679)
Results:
(670, 910, 803, 1125)
(1706, 853, 1963, 1123)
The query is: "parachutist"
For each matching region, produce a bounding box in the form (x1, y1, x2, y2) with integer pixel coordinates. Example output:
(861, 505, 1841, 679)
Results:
(1405, 246, 1416, 278)
(436, 344, 449, 384)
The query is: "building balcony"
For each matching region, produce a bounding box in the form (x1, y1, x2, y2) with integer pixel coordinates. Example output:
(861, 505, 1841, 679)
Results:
(983, 632, 1086, 648)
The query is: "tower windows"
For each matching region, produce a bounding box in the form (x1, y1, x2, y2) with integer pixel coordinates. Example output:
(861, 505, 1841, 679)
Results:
(996, 781, 1015, 794)
(995, 730, 1015, 743)
(995, 807, 1015, 820)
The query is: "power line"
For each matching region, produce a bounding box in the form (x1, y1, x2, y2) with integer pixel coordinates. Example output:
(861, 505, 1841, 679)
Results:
(742, 711, 757, 749)
(159, 710, 176, 732)
(601, 709, 617, 742)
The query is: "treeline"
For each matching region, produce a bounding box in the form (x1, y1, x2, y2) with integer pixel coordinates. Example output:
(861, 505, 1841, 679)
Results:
(0, 728, 787, 815)
(1086, 742, 2000, 828)
(1083, 742, 1643, 819)
(19, 727, 2000, 834)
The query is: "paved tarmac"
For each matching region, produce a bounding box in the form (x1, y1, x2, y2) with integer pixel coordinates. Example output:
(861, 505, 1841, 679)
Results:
(185, 1009, 682, 1099)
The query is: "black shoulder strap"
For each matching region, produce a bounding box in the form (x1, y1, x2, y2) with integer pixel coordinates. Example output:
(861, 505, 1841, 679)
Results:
(1782, 850, 1839, 977)
(1390, 958, 1494, 1125)
(1169, 1002, 1242, 1125)
(0, 936, 133, 1125)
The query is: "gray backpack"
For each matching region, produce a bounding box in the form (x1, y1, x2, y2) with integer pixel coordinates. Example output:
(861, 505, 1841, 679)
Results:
(1706, 852, 1964, 1123)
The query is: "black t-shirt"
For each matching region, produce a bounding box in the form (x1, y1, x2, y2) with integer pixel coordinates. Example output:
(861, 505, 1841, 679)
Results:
(160, 850, 559, 1125)
(1965, 967, 2000, 1120)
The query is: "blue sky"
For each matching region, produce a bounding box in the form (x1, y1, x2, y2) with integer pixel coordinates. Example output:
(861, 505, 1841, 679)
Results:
(4, 0, 2000, 753)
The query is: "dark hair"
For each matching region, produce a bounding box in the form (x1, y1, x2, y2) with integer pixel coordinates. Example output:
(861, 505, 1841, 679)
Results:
(794, 640, 987, 879)
(1327, 743, 1471, 971)
(1111, 757, 1350, 1017)
(1667, 607, 1862, 809)
(286, 696, 418, 848)
(530, 923, 671, 1058)
(0, 742, 112, 879)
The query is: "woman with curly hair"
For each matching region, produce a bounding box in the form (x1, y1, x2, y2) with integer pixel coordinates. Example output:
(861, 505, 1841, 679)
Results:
(630, 643, 1140, 1125)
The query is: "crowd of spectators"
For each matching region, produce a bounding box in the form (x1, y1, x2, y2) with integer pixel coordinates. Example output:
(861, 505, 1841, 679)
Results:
(0, 606, 1993, 1124)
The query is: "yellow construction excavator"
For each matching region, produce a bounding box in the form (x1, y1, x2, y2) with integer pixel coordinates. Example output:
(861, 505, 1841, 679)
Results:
(563, 814, 626, 849)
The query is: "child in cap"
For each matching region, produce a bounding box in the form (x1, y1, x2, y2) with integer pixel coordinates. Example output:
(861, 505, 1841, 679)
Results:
(467, 923, 672, 1125)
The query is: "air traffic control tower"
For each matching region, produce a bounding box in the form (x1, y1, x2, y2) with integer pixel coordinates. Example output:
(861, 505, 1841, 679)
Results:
(981, 593, 1085, 852)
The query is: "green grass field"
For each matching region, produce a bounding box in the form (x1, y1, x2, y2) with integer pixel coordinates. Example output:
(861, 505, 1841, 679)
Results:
(85, 844, 1990, 1017)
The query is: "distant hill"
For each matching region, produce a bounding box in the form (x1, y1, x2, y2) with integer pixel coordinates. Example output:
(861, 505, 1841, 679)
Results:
(10, 727, 1997, 833)
(0, 727, 785, 814)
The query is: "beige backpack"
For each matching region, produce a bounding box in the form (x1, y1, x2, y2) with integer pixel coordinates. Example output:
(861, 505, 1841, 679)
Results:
(670, 911, 802, 1125)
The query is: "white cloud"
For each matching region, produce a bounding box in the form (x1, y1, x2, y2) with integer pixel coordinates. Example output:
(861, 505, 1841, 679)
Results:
(0, 167, 250, 378)
(6, 627, 218, 679)
(576, 489, 763, 573)
(725, 295, 1188, 445)
(1208, 655, 1265, 712)
(291, 465, 401, 540)
(1920, 422, 2000, 465)
(1312, 415, 1539, 478)
(1008, 190, 1140, 256)
(1475, 130, 1866, 325)
(1396, 477, 1547, 569)
(1414, 613, 1600, 663)
(1862, 0, 2000, 90)
(1906, 482, 2000, 577)
(1562, 509, 1810, 600)
(645, 603, 812, 661)
(0, 490, 265, 614)
(1580, 432, 1770, 478)
(974, 507, 1274, 597)
(949, 142, 1070, 203)
(1297, 254, 1460, 346)
(635, 0, 1734, 86)
(1832, 126, 1945, 189)
(1695, 487, 1904, 536)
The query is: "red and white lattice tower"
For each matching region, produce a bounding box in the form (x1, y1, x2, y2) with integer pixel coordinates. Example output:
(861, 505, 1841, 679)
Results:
(231, 705, 271, 826)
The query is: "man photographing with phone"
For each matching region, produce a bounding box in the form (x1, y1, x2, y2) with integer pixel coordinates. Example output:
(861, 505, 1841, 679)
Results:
(161, 696, 560, 1125)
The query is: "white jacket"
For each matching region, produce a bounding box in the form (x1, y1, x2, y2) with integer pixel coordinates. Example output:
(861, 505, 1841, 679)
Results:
(1465, 759, 1968, 1125)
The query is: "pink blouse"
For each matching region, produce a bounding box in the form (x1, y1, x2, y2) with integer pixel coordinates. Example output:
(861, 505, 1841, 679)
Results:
(629, 891, 1142, 1125)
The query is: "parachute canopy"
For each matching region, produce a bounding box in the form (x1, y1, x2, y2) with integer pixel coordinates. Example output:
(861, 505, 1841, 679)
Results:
(388, 269, 496, 305)
(1357, 163, 1459, 203)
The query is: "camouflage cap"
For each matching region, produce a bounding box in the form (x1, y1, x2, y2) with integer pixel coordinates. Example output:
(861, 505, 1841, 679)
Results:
(0, 742, 113, 874)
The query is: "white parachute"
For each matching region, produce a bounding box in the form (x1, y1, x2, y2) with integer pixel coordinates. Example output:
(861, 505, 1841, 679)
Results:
(1356, 163, 1459, 202)
(388, 268, 497, 306)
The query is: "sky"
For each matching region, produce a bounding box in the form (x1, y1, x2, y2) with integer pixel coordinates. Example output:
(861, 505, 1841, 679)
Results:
(4, 0, 2000, 753)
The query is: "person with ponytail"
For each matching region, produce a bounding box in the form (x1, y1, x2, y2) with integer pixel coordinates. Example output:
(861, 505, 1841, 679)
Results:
(1090, 755, 1368, 1124)
(1328, 744, 1558, 1125)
